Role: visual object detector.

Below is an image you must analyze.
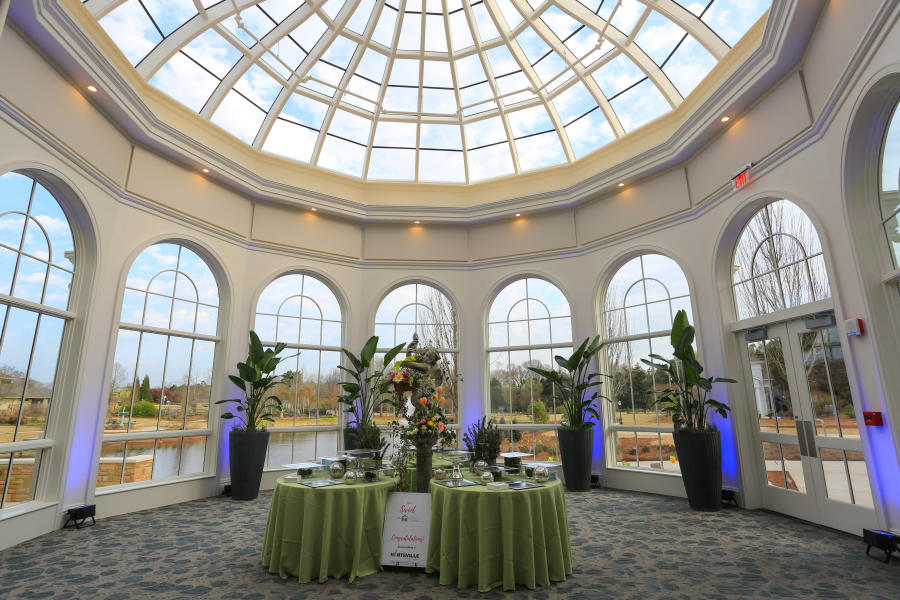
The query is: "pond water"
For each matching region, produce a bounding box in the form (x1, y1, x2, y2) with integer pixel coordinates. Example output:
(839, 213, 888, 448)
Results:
(265, 430, 339, 467)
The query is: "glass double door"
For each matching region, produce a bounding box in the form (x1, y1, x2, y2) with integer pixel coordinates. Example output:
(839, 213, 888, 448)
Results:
(741, 317, 875, 533)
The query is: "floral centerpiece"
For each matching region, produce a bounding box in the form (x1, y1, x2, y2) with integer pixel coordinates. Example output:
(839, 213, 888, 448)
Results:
(389, 334, 455, 492)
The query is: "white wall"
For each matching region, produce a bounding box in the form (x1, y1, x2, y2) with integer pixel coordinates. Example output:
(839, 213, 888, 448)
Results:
(2, 0, 900, 549)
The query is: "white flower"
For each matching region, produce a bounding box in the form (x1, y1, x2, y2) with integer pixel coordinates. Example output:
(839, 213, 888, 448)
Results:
(399, 418, 409, 427)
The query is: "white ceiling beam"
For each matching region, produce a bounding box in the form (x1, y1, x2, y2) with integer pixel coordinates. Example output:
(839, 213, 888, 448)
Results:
(638, 0, 729, 59)
(84, 0, 128, 20)
(441, 0, 471, 183)
(552, 0, 682, 108)
(133, 0, 265, 78)
(0, 0, 10, 41)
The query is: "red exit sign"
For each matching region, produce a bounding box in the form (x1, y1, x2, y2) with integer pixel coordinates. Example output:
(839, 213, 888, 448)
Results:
(732, 163, 753, 190)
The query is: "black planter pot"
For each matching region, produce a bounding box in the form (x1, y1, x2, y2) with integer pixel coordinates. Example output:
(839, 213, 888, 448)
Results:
(343, 427, 360, 451)
(229, 430, 269, 501)
(674, 430, 722, 512)
(557, 428, 593, 491)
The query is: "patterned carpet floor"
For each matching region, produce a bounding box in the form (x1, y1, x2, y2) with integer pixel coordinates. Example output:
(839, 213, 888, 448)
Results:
(1, 487, 898, 599)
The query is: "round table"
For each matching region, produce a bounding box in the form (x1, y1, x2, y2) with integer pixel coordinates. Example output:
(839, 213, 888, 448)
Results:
(426, 477, 572, 592)
(261, 474, 398, 583)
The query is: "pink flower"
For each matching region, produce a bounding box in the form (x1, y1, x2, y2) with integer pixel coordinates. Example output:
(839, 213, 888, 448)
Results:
(420, 418, 427, 424)
(438, 422, 444, 433)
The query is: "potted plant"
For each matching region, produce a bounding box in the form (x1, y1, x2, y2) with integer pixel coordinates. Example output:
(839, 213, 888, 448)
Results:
(527, 336, 605, 491)
(338, 335, 406, 460)
(217, 331, 293, 500)
(463, 416, 502, 467)
(641, 310, 736, 511)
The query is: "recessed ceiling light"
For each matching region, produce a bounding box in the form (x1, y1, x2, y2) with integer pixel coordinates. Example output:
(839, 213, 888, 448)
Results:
(201, 168, 209, 173)
(86, 85, 98, 93)
(311, 207, 317, 211)
(515, 213, 521, 217)
(618, 182, 625, 187)
(414, 220, 420, 224)
(720, 116, 730, 123)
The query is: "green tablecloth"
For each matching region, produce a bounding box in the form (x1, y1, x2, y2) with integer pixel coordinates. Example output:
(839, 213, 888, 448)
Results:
(426, 477, 572, 592)
(261, 474, 398, 583)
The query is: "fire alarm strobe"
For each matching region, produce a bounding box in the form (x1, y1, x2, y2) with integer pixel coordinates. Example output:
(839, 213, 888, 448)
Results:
(844, 318, 865, 337)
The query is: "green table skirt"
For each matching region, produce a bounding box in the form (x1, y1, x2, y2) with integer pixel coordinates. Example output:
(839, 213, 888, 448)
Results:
(426, 478, 572, 592)
(261, 475, 398, 583)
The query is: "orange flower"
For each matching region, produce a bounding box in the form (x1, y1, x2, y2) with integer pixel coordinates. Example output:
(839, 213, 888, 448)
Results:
(418, 396, 427, 405)
(439, 396, 445, 405)
(437, 386, 443, 395)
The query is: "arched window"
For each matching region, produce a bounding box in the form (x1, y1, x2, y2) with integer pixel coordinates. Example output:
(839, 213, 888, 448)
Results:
(0, 172, 76, 509)
(732, 200, 830, 319)
(374, 282, 458, 424)
(254, 273, 342, 467)
(487, 277, 572, 462)
(880, 101, 900, 267)
(97, 243, 220, 488)
(602, 253, 691, 472)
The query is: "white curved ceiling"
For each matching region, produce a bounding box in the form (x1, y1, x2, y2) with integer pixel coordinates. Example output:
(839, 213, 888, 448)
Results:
(87, 0, 770, 184)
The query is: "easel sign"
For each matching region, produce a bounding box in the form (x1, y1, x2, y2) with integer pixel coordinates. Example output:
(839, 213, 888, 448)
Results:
(381, 492, 431, 568)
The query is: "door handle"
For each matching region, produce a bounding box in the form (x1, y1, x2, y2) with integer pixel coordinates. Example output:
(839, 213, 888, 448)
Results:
(803, 420, 818, 458)
(796, 419, 808, 457)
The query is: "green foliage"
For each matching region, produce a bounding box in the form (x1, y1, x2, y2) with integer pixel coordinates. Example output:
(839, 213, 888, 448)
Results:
(216, 331, 295, 433)
(139, 375, 151, 403)
(529, 400, 549, 424)
(527, 336, 606, 429)
(640, 310, 737, 432)
(463, 417, 502, 463)
(131, 400, 157, 418)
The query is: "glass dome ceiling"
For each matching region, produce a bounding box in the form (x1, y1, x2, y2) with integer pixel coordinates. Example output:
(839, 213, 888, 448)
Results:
(91, 0, 770, 183)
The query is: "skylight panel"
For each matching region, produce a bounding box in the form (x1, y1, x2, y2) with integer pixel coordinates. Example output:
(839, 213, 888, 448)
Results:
(223, 7, 276, 47)
(610, 78, 669, 131)
(329, 109, 373, 143)
(282, 94, 330, 129)
(263, 119, 319, 163)
(455, 55, 487, 86)
(459, 82, 494, 109)
(516, 27, 551, 64)
(663, 36, 716, 97)
(425, 15, 449, 51)
(318, 136, 366, 176)
(471, 3, 500, 42)
(563, 27, 598, 63)
(372, 8, 399, 46)
(321, 36, 358, 68)
(609, 0, 647, 37)
(357, 49, 388, 81)
(591, 53, 643, 98)
(99, 0, 162, 65)
(180, 30, 242, 79)
(262, 38, 306, 79)
(422, 89, 457, 113)
(702, 0, 770, 46)
(258, 0, 301, 23)
(426, 0, 445, 11)
(565, 108, 614, 157)
(421, 123, 463, 149)
(468, 143, 514, 180)
(515, 131, 566, 171)
(373, 120, 417, 146)
(291, 15, 329, 50)
(508, 105, 554, 137)
(419, 150, 466, 182)
(383, 87, 419, 111)
(423, 61, 453, 86)
(307, 61, 345, 89)
(633, 11, 687, 66)
(234, 65, 282, 111)
(347, 0, 377, 33)
(322, 0, 347, 20)
(211, 91, 266, 143)
(678, 1, 709, 17)
(347, 75, 381, 103)
(533, 51, 567, 86)
(540, 6, 581, 42)
(301, 77, 337, 98)
(368, 149, 416, 179)
(465, 116, 506, 147)
(140, 0, 196, 37)
(486, 46, 519, 77)
(495, 71, 529, 97)
(552, 81, 595, 123)
(449, 11, 474, 50)
(389, 58, 421, 85)
(496, 0, 523, 29)
(407, 0, 424, 11)
(149, 53, 219, 112)
(399, 12, 423, 50)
